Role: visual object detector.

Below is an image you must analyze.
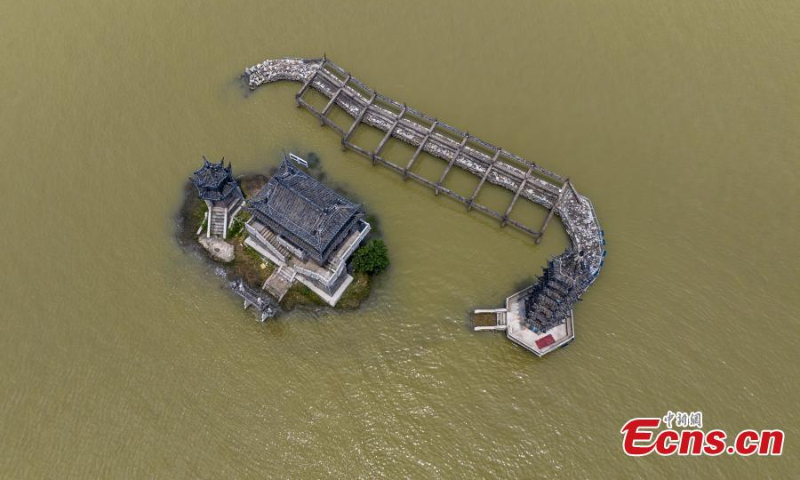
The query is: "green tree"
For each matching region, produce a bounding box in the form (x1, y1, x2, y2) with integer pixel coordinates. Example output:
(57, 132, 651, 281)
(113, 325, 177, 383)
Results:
(352, 239, 389, 275)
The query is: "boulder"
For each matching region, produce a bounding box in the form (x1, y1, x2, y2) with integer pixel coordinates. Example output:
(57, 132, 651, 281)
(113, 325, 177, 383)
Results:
(198, 236, 235, 263)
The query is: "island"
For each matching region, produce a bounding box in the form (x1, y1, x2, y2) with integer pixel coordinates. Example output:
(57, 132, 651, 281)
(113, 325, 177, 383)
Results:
(178, 154, 387, 320)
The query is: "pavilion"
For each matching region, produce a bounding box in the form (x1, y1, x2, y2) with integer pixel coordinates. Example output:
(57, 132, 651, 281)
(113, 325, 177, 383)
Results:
(191, 157, 244, 238)
(244, 157, 371, 306)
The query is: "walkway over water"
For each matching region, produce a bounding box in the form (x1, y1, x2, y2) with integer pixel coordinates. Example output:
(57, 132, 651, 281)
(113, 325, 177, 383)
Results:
(244, 56, 606, 354)
(230, 279, 277, 322)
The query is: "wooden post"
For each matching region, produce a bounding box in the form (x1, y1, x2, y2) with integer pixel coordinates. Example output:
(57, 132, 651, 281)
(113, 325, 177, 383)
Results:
(404, 119, 438, 178)
(502, 166, 533, 227)
(436, 134, 469, 195)
(280, 58, 591, 247)
(295, 59, 326, 107)
(342, 92, 376, 150)
(297, 96, 344, 136)
(536, 183, 567, 244)
(566, 179, 581, 203)
(467, 149, 501, 210)
(373, 104, 407, 165)
(320, 73, 351, 124)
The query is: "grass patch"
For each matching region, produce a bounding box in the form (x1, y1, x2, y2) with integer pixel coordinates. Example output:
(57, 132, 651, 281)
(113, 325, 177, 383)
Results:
(227, 242, 274, 290)
(336, 272, 371, 310)
(280, 282, 327, 310)
(227, 218, 245, 239)
(175, 181, 207, 247)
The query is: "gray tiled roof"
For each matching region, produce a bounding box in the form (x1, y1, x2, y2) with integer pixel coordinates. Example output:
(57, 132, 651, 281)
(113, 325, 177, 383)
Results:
(247, 159, 362, 263)
(191, 158, 240, 201)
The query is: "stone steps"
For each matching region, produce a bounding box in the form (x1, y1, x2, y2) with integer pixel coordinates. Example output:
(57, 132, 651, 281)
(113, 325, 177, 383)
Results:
(277, 265, 296, 282)
(262, 266, 295, 301)
(498, 311, 507, 326)
(210, 207, 226, 236)
(257, 225, 292, 259)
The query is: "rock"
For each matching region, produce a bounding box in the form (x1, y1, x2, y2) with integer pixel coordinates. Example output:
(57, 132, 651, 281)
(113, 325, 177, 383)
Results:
(198, 236, 235, 263)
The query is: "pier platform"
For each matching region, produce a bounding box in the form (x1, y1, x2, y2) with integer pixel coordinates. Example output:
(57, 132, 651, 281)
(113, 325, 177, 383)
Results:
(472, 288, 574, 356)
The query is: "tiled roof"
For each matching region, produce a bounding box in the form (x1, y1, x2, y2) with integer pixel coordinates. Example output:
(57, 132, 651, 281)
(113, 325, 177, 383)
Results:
(191, 157, 239, 201)
(247, 159, 361, 262)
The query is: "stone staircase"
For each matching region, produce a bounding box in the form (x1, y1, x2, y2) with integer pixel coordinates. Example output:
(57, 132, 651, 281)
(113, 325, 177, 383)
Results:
(278, 265, 296, 282)
(210, 206, 226, 237)
(497, 311, 507, 327)
(257, 224, 292, 259)
(262, 265, 296, 301)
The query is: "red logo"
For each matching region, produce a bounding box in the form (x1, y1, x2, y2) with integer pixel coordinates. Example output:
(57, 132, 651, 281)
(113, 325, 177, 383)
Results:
(621, 412, 784, 457)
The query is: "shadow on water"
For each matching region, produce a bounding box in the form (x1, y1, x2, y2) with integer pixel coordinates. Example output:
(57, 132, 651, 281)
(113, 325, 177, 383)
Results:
(235, 73, 253, 98)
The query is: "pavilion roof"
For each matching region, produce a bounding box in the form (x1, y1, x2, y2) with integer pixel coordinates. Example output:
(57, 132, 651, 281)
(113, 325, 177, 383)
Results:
(191, 157, 238, 201)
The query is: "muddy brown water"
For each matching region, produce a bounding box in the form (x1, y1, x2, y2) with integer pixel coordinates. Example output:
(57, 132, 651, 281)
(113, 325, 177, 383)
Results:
(1, 0, 798, 477)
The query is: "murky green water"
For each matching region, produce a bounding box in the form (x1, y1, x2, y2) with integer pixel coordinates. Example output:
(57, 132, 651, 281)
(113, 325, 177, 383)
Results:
(1, 0, 798, 477)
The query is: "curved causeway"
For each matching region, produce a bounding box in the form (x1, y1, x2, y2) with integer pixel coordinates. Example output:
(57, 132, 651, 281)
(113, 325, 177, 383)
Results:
(244, 56, 606, 356)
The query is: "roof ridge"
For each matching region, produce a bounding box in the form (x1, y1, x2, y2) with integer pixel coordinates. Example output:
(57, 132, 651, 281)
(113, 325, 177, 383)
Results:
(273, 175, 326, 214)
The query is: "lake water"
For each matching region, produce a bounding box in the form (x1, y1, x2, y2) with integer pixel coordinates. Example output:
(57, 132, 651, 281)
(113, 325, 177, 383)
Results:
(1, 0, 798, 477)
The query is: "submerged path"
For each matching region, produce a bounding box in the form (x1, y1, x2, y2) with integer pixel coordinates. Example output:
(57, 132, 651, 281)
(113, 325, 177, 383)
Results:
(244, 56, 606, 349)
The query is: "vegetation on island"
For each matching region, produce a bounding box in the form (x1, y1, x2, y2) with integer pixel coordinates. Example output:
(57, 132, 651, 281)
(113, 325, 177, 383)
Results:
(280, 282, 327, 311)
(352, 239, 390, 275)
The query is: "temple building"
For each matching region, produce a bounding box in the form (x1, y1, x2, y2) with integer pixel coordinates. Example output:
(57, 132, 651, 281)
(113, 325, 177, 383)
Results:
(244, 157, 371, 306)
(191, 157, 244, 238)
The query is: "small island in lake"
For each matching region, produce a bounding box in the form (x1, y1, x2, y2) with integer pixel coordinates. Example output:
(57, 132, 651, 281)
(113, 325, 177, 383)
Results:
(177, 153, 387, 320)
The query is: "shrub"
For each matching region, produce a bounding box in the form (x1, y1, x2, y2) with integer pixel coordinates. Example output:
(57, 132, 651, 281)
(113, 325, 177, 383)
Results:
(352, 239, 389, 275)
